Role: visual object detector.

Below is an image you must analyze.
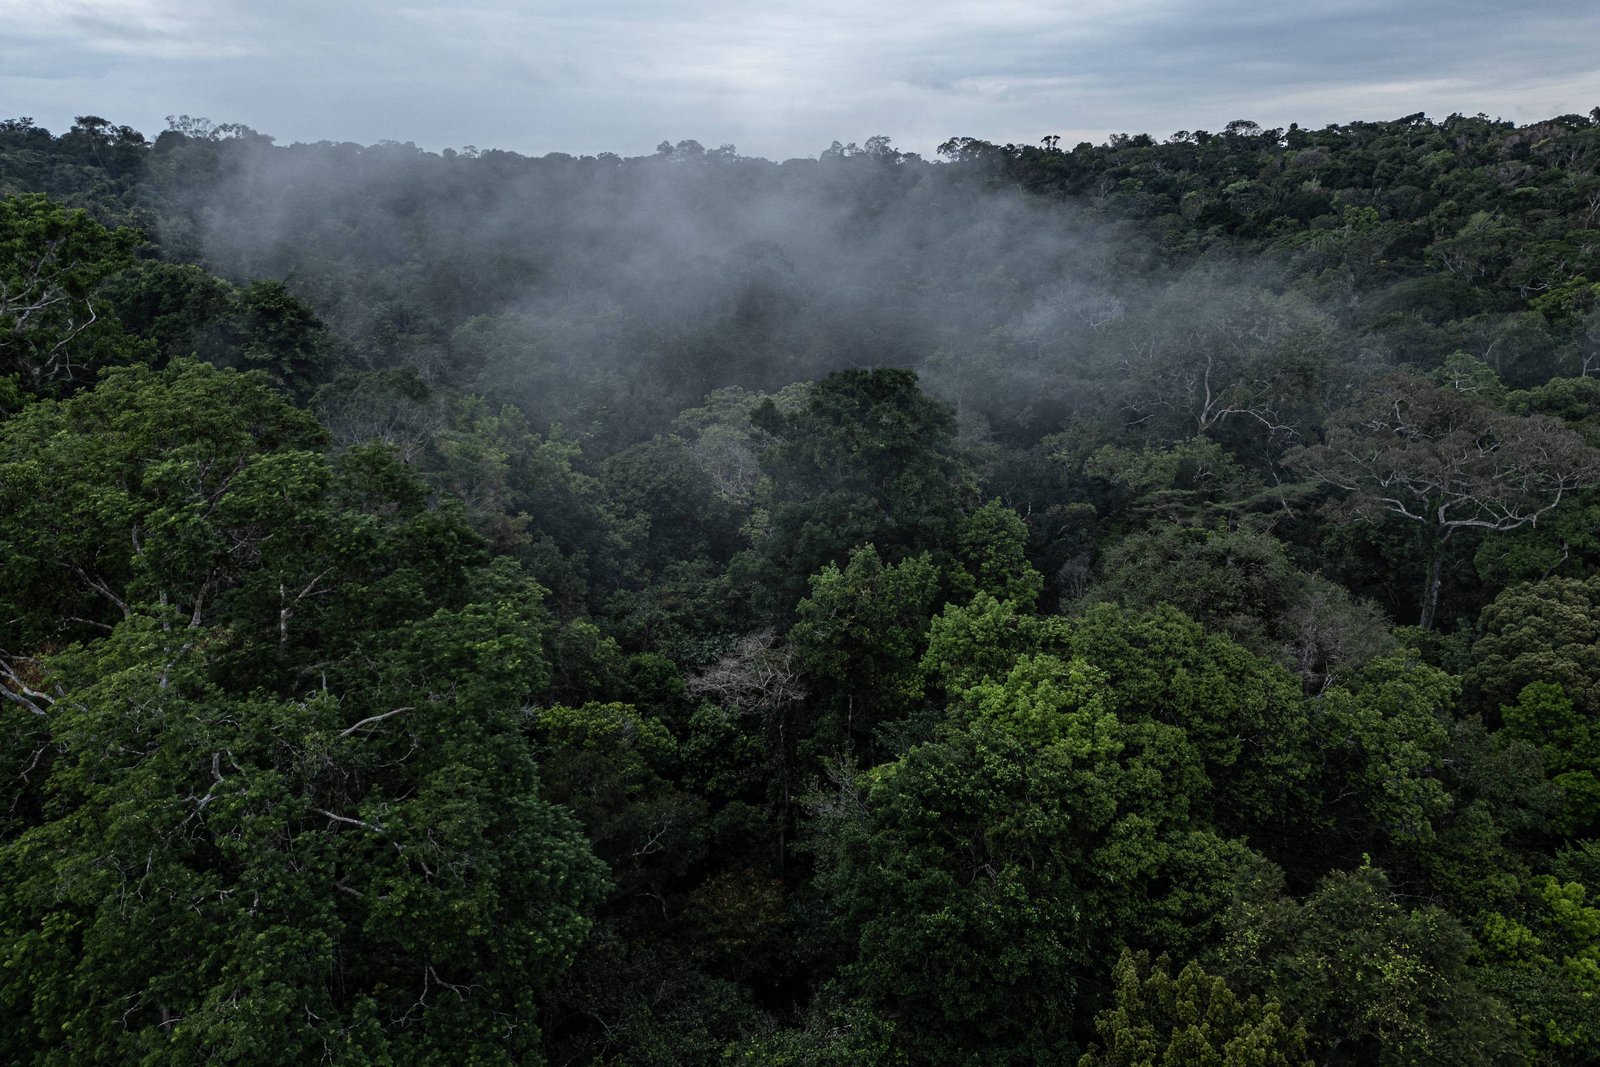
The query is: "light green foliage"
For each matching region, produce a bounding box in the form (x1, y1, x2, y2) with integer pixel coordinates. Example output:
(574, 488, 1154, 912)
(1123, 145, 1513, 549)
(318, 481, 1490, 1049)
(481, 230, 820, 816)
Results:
(1478, 869, 1600, 1060)
(1434, 350, 1508, 402)
(921, 592, 1079, 697)
(958, 653, 1116, 751)
(813, 607, 1269, 1064)
(1066, 604, 1314, 837)
(1507, 374, 1600, 438)
(1079, 950, 1311, 1067)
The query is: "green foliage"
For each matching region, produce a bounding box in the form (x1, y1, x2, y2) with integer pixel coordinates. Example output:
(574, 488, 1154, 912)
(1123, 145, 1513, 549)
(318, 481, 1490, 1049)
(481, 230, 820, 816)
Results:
(1477, 869, 1600, 1062)
(1285, 374, 1600, 629)
(922, 592, 1065, 696)
(1082, 437, 1256, 525)
(0, 192, 144, 391)
(791, 545, 941, 753)
(811, 603, 1280, 1063)
(722, 992, 902, 1065)
(0, 358, 330, 649)
(1079, 950, 1311, 1067)
(1313, 654, 1457, 854)
(535, 701, 705, 886)
(9, 108, 1600, 1065)
(1067, 605, 1315, 839)
(1500, 682, 1600, 835)
(1219, 864, 1516, 1065)
(951, 499, 1044, 608)
(1093, 522, 1298, 650)
(1467, 576, 1600, 718)
(753, 368, 975, 610)
(0, 609, 607, 1064)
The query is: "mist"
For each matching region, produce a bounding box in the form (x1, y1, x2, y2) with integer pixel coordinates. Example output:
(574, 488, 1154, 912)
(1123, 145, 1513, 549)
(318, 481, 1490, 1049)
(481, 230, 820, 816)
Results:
(152, 134, 1180, 441)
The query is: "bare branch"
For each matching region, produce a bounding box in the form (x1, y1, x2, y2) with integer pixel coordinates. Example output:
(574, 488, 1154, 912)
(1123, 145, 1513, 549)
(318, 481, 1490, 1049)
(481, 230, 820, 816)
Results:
(339, 706, 414, 737)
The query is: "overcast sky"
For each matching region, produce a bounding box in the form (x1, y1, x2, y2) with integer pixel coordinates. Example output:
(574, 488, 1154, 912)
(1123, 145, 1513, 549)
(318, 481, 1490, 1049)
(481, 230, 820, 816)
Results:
(6, 0, 1600, 160)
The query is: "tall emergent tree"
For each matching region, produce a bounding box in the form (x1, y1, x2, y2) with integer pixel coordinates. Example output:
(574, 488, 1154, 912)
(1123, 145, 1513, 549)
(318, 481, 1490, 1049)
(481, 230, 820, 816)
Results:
(1286, 374, 1600, 628)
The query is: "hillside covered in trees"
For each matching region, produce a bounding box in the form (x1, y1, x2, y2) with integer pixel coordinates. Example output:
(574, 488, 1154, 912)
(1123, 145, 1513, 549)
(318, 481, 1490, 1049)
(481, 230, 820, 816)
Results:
(3, 109, 1600, 1064)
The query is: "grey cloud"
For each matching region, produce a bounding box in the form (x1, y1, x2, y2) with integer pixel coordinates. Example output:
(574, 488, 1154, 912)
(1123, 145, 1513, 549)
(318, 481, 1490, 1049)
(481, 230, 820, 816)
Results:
(1, 0, 1596, 157)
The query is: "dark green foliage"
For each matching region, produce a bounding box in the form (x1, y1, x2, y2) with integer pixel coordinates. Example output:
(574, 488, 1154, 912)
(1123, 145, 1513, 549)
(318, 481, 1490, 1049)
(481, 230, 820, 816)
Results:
(1467, 576, 1600, 718)
(791, 545, 941, 753)
(752, 368, 975, 610)
(1218, 864, 1518, 1065)
(0, 616, 607, 1065)
(1092, 520, 1394, 689)
(0, 359, 330, 649)
(0, 192, 144, 391)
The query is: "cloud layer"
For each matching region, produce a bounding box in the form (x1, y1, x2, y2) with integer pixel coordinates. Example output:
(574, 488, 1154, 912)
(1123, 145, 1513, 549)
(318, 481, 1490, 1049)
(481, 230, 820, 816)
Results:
(4, 0, 1598, 158)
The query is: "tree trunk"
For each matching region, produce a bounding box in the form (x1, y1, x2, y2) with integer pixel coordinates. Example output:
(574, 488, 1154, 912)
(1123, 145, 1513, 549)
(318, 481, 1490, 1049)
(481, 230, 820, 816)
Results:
(1419, 536, 1446, 631)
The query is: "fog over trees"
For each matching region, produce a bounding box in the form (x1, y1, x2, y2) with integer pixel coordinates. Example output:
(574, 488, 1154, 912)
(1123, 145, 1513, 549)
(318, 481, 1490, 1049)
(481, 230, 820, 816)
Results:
(3, 108, 1600, 1064)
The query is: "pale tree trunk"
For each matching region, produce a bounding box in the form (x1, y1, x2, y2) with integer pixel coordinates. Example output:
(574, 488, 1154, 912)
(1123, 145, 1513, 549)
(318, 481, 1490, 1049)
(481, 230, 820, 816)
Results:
(1418, 528, 1452, 631)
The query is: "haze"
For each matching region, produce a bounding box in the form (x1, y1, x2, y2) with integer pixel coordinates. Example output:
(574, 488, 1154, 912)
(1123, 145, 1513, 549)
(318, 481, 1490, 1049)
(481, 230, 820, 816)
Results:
(5, 0, 1600, 159)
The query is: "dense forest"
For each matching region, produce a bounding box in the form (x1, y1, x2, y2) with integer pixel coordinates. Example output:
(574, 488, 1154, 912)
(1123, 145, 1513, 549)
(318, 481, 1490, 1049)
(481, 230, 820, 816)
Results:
(2, 108, 1600, 1064)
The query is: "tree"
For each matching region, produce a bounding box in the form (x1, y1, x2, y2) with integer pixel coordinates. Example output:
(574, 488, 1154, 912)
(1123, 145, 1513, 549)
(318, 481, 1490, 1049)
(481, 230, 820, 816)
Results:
(1092, 522, 1393, 692)
(1079, 951, 1311, 1067)
(751, 368, 974, 611)
(0, 193, 142, 391)
(810, 601, 1296, 1063)
(0, 606, 607, 1064)
(1467, 576, 1600, 717)
(809, 712, 1249, 1065)
(1477, 866, 1600, 1063)
(0, 359, 330, 662)
(1310, 654, 1458, 859)
(1114, 280, 1330, 440)
(1499, 683, 1600, 835)
(790, 546, 941, 754)
(0, 356, 609, 1062)
(1466, 577, 1600, 834)
(1285, 374, 1600, 628)
(1218, 864, 1517, 1065)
